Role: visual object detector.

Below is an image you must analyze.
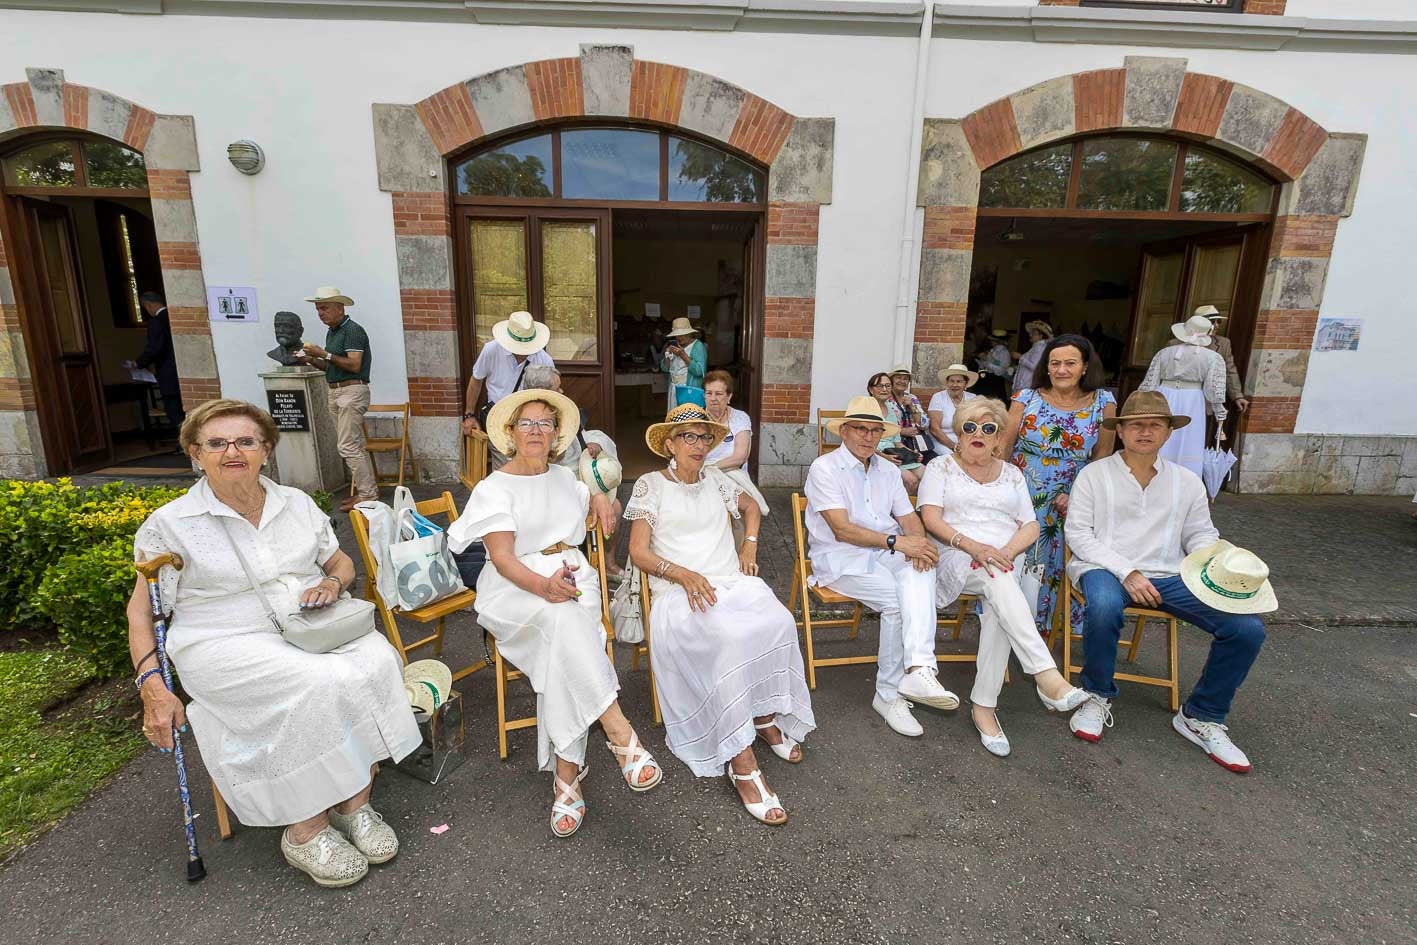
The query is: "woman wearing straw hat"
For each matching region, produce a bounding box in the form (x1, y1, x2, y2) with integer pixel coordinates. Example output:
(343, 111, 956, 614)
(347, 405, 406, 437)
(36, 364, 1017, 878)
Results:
(1012, 320, 1054, 395)
(926, 364, 980, 452)
(1064, 391, 1272, 773)
(448, 389, 662, 837)
(1138, 314, 1228, 478)
(625, 403, 814, 825)
(659, 317, 707, 410)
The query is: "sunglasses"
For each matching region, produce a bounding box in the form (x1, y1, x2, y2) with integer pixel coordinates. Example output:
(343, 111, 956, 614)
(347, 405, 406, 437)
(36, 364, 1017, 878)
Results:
(960, 421, 999, 436)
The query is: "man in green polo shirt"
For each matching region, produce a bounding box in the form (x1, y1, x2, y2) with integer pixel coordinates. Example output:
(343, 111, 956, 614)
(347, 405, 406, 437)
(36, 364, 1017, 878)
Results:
(297, 285, 377, 510)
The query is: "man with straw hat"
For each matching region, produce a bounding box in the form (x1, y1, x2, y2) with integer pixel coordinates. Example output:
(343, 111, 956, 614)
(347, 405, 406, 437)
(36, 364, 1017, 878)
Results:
(1138, 313, 1229, 478)
(1168, 305, 1246, 413)
(298, 286, 377, 511)
(461, 311, 554, 436)
(1063, 390, 1273, 773)
(804, 396, 956, 739)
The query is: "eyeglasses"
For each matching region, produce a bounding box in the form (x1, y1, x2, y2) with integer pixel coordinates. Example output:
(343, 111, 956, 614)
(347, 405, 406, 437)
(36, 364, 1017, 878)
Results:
(843, 424, 885, 437)
(514, 418, 558, 433)
(675, 432, 716, 446)
(869, 381, 892, 389)
(200, 436, 264, 453)
(960, 421, 1000, 436)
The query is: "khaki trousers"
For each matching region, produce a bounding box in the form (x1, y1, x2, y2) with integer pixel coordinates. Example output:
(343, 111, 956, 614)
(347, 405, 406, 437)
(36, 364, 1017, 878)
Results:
(331, 383, 377, 499)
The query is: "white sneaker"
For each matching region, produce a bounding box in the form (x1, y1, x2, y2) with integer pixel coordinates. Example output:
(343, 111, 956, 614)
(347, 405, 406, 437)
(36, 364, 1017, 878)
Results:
(328, 803, 400, 864)
(895, 667, 960, 711)
(872, 695, 923, 737)
(1172, 711, 1253, 773)
(1069, 694, 1113, 743)
(281, 826, 368, 888)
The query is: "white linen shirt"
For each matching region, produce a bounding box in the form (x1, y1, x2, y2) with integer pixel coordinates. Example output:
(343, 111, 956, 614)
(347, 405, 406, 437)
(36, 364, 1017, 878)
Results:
(927, 390, 978, 440)
(1065, 452, 1220, 587)
(472, 340, 554, 404)
(804, 445, 915, 587)
(705, 407, 752, 467)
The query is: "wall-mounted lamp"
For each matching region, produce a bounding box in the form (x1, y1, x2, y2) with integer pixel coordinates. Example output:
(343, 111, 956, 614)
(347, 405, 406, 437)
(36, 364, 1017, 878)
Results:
(227, 140, 265, 175)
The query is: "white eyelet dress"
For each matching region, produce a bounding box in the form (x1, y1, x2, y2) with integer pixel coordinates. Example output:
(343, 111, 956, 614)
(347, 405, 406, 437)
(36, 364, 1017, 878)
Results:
(133, 476, 422, 828)
(447, 465, 616, 772)
(624, 467, 815, 777)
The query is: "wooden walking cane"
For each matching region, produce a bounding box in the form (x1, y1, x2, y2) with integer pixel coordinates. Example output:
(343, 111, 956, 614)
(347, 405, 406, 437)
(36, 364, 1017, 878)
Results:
(135, 553, 206, 883)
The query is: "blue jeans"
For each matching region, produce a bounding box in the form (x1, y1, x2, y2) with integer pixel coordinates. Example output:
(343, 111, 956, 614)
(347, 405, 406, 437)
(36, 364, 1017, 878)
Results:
(1078, 570, 1265, 723)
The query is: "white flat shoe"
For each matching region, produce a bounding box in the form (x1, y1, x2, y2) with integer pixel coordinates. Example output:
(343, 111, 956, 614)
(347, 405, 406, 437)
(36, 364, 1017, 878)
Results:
(726, 766, 787, 826)
(1037, 685, 1091, 713)
(754, 720, 803, 763)
(970, 708, 1011, 758)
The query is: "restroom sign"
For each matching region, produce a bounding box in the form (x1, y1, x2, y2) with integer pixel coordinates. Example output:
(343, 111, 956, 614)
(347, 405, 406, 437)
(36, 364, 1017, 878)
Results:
(208, 286, 259, 323)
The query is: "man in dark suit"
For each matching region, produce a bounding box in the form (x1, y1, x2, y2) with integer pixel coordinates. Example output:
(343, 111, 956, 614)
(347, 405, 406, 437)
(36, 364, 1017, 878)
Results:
(134, 291, 185, 431)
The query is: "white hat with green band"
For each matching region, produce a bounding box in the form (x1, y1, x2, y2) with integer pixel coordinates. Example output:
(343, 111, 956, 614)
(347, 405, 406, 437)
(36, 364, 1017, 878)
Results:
(1180, 540, 1277, 615)
(492, 310, 551, 356)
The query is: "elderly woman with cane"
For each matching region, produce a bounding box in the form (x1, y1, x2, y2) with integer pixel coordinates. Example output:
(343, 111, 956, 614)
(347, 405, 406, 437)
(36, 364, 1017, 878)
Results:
(625, 402, 814, 825)
(128, 399, 422, 888)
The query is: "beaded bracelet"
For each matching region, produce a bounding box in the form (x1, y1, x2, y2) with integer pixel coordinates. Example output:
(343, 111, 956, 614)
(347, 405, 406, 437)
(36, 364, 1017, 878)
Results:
(134, 667, 164, 692)
(950, 533, 965, 550)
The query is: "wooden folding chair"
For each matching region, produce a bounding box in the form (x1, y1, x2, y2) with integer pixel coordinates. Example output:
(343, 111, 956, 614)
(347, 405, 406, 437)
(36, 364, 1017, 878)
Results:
(1054, 549, 1179, 711)
(817, 409, 845, 456)
(789, 493, 982, 690)
(488, 516, 617, 759)
(626, 577, 663, 724)
(350, 492, 482, 681)
(459, 431, 490, 491)
(363, 402, 417, 489)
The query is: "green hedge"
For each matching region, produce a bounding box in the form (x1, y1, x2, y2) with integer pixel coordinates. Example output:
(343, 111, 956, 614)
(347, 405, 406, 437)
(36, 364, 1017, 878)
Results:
(33, 538, 142, 674)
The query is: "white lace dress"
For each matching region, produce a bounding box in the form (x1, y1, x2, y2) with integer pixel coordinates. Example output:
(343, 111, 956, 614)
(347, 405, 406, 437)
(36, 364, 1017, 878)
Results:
(1139, 341, 1227, 476)
(133, 476, 421, 827)
(916, 455, 1036, 607)
(624, 466, 815, 777)
(447, 465, 616, 772)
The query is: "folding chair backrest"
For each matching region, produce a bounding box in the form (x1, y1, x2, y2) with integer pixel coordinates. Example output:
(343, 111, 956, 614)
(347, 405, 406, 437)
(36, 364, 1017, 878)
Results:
(461, 431, 490, 490)
(817, 409, 845, 456)
(580, 515, 614, 634)
(362, 402, 411, 439)
(791, 492, 815, 587)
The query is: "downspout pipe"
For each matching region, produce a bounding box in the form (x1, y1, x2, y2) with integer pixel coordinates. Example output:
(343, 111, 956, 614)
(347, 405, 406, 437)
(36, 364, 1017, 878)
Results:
(891, 0, 935, 369)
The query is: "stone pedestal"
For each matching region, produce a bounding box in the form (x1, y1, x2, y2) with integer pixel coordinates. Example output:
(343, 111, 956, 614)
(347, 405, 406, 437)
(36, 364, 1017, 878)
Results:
(259, 367, 347, 493)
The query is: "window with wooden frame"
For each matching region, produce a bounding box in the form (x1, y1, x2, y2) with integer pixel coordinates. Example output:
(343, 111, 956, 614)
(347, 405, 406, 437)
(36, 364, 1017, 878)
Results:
(1, 137, 148, 194)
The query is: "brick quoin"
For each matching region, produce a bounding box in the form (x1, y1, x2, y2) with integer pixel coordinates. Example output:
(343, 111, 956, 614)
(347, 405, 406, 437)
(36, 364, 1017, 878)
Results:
(0, 377, 38, 412)
(157, 241, 202, 270)
(729, 95, 794, 166)
(123, 106, 156, 151)
(961, 98, 1022, 171)
(168, 307, 211, 335)
(760, 384, 811, 425)
(178, 378, 222, 408)
(1074, 69, 1125, 134)
(400, 289, 456, 331)
(764, 297, 814, 339)
(525, 58, 585, 121)
(629, 61, 687, 125)
(408, 377, 463, 417)
(392, 192, 452, 237)
(914, 302, 967, 344)
(766, 203, 819, 245)
(1262, 110, 1328, 180)
(1252, 309, 1318, 348)
(1172, 74, 1233, 139)
(62, 85, 88, 129)
(146, 169, 192, 199)
(1241, 396, 1300, 434)
(1270, 216, 1338, 259)
(921, 206, 976, 251)
(3, 84, 37, 126)
(416, 85, 483, 157)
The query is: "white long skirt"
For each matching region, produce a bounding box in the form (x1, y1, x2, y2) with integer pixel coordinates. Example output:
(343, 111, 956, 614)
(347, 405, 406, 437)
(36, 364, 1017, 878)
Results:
(1156, 386, 1207, 478)
(169, 628, 422, 827)
(649, 575, 815, 777)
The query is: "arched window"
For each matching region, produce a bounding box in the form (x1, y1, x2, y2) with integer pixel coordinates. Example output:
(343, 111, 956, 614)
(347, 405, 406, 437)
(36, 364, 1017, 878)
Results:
(979, 135, 1274, 217)
(452, 127, 765, 205)
(1, 137, 147, 192)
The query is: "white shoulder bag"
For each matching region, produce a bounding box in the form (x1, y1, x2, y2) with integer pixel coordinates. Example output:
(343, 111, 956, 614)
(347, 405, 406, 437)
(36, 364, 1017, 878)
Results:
(609, 563, 645, 645)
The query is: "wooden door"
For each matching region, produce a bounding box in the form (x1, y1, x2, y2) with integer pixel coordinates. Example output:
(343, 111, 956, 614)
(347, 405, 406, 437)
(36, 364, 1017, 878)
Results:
(22, 199, 112, 470)
(1120, 244, 1186, 401)
(738, 218, 764, 477)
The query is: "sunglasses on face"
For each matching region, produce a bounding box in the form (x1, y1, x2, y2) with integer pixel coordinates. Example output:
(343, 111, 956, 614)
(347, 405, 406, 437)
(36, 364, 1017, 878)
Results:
(960, 421, 999, 436)
(200, 437, 264, 453)
(675, 432, 716, 446)
(514, 418, 557, 433)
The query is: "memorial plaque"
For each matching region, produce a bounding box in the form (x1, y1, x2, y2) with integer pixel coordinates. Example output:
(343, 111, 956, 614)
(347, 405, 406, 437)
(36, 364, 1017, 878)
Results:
(267, 389, 311, 432)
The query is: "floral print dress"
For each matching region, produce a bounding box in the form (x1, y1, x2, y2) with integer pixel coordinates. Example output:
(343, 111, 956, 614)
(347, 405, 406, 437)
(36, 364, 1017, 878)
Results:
(1010, 387, 1117, 635)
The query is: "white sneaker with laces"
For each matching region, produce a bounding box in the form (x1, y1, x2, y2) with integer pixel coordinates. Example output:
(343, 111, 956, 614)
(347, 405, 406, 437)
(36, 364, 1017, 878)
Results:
(281, 826, 368, 888)
(895, 667, 960, 711)
(1172, 711, 1252, 773)
(872, 695, 923, 737)
(1069, 694, 1113, 743)
(328, 803, 399, 864)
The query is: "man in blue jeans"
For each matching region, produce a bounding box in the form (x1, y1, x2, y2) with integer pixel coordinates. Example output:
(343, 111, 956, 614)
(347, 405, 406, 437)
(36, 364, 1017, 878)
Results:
(1063, 391, 1275, 773)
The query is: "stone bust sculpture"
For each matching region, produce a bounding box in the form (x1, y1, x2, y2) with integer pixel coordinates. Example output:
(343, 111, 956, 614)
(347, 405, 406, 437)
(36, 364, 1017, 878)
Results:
(267, 311, 305, 366)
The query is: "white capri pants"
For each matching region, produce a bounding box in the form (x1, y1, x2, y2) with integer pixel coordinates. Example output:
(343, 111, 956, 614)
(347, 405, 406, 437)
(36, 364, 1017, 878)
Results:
(957, 567, 1057, 708)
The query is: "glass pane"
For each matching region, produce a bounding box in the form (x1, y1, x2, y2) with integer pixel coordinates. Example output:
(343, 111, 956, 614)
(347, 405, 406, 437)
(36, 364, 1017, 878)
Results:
(36, 214, 87, 354)
(979, 144, 1071, 209)
(469, 219, 529, 348)
(1179, 149, 1273, 214)
(541, 221, 598, 361)
(455, 135, 552, 198)
(561, 129, 659, 201)
(1076, 137, 1177, 212)
(667, 136, 763, 203)
(1130, 250, 1185, 367)
(85, 141, 147, 189)
(3, 140, 77, 187)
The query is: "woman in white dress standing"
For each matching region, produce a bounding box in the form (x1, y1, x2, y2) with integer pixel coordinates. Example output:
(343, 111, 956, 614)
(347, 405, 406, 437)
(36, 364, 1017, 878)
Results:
(625, 402, 815, 826)
(702, 369, 769, 516)
(927, 364, 980, 452)
(128, 399, 422, 888)
(1139, 314, 1228, 477)
(447, 389, 662, 838)
(915, 398, 1089, 758)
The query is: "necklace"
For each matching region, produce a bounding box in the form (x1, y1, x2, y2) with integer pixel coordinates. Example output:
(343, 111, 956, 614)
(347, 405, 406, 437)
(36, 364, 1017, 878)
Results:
(708, 406, 729, 423)
(666, 463, 702, 486)
(218, 485, 266, 519)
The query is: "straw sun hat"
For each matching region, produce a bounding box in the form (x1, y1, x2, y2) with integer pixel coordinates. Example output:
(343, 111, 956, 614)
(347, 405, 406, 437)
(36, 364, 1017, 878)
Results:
(485, 388, 581, 456)
(403, 659, 453, 717)
(492, 311, 551, 356)
(825, 396, 900, 439)
(1171, 313, 1215, 346)
(938, 363, 980, 387)
(303, 286, 355, 306)
(666, 317, 699, 338)
(644, 403, 729, 458)
(1181, 540, 1278, 615)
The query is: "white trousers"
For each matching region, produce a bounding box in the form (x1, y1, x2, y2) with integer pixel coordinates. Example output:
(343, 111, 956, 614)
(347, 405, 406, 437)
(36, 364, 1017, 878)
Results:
(960, 567, 1058, 708)
(827, 552, 937, 703)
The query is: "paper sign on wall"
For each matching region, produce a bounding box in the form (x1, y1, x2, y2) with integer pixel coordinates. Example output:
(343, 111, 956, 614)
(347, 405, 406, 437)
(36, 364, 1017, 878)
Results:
(208, 286, 259, 323)
(644, 302, 661, 319)
(1312, 318, 1361, 352)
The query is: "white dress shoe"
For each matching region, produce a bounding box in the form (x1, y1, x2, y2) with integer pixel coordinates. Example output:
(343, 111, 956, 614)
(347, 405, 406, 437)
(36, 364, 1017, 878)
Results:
(1037, 685, 1091, 713)
(872, 695, 923, 737)
(281, 826, 368, 888)
(970, 709, 1011, 758)
(1172, 711, 1252, 773)
(328, 803, 399, 864)
(896, 667, 960, 711)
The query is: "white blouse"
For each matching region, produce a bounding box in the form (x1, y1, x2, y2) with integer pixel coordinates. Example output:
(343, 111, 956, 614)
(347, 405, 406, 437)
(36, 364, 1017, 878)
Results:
(927, 390, 978, 441)
(447, 465, 589, 555)
(916, 455, 1036, 605)
(624, 466, 742, 597)
(705, 408, 752, 467)
(1139, 342, 1228, 422)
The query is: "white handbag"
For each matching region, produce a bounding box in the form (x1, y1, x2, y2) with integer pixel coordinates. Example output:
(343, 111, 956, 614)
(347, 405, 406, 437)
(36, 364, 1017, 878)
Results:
(1018, 540, 1046, 615)
(388, 507, 466, 611)
(609, 563, 645, 645)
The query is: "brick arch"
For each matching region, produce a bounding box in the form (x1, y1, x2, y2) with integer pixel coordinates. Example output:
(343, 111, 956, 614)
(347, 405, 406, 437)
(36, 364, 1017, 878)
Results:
(372, 46, 836, 483)
(912, 56, 1366, 493)
(0, 67, 219, 477)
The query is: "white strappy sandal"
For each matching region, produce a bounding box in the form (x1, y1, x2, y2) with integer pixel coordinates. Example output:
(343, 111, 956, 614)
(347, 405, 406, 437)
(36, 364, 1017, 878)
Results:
(754, 720, 803, 764)
(550, 766, 588, 838)
(605, 731, 663, 792)
(726, 767, 788, 826)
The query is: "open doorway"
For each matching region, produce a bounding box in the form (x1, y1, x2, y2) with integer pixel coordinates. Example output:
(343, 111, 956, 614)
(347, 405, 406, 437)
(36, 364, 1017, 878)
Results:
(1, 135, 179, 474)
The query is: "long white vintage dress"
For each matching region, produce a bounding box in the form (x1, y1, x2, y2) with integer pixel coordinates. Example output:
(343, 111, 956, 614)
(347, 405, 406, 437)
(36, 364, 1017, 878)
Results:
(133, 476, 421, 827)
(624, 466, 815, 777)
(447, 465, 615, 772)
(1139, 341, 1227, 477)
